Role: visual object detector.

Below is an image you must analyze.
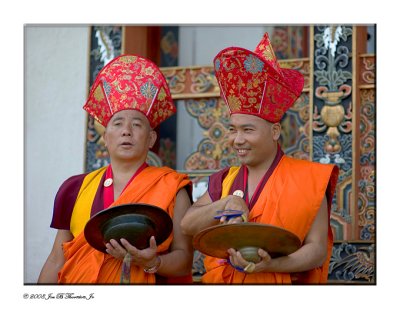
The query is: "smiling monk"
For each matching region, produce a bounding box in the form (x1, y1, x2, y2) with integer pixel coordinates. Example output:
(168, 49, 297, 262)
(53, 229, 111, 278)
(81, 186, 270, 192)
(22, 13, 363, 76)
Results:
(181, 33, 339, 284)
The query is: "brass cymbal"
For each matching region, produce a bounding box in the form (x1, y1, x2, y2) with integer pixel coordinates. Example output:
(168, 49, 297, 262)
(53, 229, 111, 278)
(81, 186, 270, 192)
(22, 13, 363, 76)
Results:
(193, 223, 301, 262)
(84, 203, 173, 253)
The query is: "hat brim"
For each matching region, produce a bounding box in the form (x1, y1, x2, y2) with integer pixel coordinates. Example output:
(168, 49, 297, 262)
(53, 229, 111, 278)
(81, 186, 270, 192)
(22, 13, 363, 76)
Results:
(84, 203, 173, 253)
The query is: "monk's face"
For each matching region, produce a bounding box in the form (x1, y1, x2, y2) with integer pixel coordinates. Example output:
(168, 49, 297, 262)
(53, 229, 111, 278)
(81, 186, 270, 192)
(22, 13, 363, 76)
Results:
(103, 109, 156, 163)
(228, 113, 281, 169)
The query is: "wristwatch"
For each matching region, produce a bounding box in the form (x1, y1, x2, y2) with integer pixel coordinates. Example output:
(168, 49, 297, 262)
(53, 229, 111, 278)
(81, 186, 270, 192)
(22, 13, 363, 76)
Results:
(143, 256, 161, 274)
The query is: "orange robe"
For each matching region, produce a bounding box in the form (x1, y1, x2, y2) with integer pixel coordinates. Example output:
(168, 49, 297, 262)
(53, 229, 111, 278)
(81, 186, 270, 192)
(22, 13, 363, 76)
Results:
(58, 166, 191, 284)
(202, 156, 339, 284)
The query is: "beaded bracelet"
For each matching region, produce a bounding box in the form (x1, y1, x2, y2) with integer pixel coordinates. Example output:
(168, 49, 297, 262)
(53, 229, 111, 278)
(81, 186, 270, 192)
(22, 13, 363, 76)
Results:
(143, 256, 161, 274)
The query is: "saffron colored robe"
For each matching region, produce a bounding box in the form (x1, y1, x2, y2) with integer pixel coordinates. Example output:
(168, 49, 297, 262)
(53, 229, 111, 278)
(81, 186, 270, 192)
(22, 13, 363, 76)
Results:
(52, 166, 191, 284)
(202, 156, 339, 284)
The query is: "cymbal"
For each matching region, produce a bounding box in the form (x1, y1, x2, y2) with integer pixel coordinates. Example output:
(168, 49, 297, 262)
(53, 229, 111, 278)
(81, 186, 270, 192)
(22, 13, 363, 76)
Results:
(193, 223, 301, 263)
(84, 203, 173, 253)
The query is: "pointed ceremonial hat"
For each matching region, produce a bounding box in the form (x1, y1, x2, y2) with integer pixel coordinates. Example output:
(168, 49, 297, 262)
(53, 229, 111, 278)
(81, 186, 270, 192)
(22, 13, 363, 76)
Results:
(83, 54, 175, 128)
(213, 32, 304, 123)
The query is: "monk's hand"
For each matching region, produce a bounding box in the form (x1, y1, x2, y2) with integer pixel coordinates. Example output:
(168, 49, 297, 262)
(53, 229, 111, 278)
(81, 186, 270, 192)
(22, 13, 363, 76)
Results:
(120, 236, 158, 269)
(220, 196, 249, 224)
(257, 248, 272, 269)
(105, 239, 129, 260)
(228, 248, 268, 274)
(227, 248, 251, 272)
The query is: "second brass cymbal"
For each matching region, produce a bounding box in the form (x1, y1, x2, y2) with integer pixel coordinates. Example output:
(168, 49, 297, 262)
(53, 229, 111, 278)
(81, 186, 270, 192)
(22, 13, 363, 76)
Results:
(193, 223, 301, 262)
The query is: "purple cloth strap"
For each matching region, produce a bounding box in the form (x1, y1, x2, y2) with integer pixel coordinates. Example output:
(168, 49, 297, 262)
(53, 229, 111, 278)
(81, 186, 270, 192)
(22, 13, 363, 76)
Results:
(239, 146, 284, 210)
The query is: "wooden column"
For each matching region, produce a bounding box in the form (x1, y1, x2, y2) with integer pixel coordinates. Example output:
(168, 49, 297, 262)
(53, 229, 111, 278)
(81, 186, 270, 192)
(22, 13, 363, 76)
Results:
(352, 26, 368, 239)
(122, 26, 161, 65)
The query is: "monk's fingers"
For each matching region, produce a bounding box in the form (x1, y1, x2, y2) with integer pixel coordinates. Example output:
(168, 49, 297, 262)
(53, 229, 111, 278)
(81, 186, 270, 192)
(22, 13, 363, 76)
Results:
(105, 243, 114, 253)
(228, 255, 238, 267)
(227, 250, 247, 272)
(105, 239, 127, 259)
(227, 216, 244, 224)
(235, 250, 251, 265)
(227, 248, 237, 257)
(109, 239, 126, 251)
(148, 236, 157, 250)
(120, 239, 158, 266)
(225, 196, 247, 209)
(258, 248, 272, 263)
(120, 238, 139, 255)
(227, 249, 241, 265)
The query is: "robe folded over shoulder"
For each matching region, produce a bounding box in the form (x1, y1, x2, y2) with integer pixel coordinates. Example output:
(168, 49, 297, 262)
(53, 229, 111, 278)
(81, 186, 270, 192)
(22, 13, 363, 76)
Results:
(202, 155, 339, 284)
(52, 166, 191, 284)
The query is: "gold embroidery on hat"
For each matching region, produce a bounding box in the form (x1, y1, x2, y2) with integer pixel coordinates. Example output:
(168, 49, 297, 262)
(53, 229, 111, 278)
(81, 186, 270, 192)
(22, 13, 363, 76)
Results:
(263, 46, 275, 62)
(157, 87, 167, 101)
(94, 84, 105, 102)
(144, 66, 155, 75)
(228, 94, 241, 111)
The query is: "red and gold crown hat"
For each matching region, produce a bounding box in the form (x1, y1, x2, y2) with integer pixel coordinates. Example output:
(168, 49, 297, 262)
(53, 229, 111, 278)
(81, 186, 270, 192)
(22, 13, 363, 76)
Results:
(213, 33, 304, 123)
(83, 54, 175, 128)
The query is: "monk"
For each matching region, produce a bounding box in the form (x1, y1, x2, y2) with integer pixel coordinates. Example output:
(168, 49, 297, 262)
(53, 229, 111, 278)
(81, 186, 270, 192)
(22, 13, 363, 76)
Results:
(38, 55, 193, 284)
(180, 33, 339, 284)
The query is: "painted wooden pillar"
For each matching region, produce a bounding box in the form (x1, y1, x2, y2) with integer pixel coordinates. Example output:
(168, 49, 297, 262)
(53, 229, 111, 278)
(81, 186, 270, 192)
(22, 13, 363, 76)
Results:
(310, 25, 375, 282)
